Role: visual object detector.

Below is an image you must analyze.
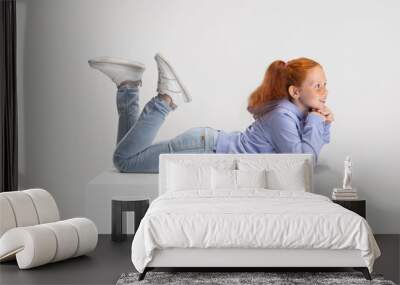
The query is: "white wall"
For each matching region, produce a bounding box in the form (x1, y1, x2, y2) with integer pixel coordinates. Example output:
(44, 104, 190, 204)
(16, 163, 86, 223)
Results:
(16, 0, 400, 233)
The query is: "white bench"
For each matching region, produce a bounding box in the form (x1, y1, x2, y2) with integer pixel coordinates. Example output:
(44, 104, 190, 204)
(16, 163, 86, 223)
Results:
(85, 168, 158, 234)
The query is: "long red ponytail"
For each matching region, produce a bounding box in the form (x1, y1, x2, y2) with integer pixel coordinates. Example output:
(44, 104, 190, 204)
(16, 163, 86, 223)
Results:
(247, 57, 321, 119)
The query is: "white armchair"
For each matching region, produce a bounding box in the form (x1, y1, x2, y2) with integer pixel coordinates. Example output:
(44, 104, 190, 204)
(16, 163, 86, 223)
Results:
(0, 188, 98, 269)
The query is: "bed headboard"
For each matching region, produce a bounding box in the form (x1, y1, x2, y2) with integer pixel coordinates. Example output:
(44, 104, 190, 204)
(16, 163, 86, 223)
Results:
(158, 153, 314, 196)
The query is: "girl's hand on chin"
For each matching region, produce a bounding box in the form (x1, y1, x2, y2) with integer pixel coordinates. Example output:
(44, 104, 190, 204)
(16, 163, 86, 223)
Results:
(311, 105, 334, 124)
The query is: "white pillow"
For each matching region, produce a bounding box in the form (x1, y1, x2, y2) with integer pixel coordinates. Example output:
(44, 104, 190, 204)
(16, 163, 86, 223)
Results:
(211, 168, 268, 190)
(166, 162, 211, 191)
(211, 168, 236, 190)
(266, 163, 307, 191)
(236, 169, 268, 188)
(237, 159, 309, 191)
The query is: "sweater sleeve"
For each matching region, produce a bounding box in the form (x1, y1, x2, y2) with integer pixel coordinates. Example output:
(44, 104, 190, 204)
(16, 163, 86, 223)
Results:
(268, 112, 327, 166)
(323, 121, 331, 143)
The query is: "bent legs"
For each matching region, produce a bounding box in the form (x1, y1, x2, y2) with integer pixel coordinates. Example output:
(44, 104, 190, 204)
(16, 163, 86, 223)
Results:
(112, 85, 219, 173)
(114, 86, 172, 157)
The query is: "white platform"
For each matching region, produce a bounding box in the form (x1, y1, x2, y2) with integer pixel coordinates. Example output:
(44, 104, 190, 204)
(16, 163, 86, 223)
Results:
(85, 168, 158, 234)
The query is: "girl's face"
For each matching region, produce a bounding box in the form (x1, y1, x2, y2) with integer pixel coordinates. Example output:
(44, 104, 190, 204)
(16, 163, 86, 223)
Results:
(290, 65, 328, 111)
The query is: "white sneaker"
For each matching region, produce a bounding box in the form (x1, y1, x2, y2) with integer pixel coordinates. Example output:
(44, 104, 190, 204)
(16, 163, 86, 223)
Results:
(88, 56, 145, 87)
(154, 53, 192, 108)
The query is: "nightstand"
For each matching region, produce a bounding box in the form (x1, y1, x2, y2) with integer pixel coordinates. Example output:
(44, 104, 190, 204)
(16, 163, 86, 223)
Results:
(332, 199, 366, 219)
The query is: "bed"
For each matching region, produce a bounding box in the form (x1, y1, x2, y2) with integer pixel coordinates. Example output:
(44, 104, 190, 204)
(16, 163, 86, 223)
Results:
(130, 153, 381, 281)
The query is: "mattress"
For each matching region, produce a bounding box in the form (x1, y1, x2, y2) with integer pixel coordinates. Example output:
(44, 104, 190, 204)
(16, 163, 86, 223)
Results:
(131, 189, 381, 273)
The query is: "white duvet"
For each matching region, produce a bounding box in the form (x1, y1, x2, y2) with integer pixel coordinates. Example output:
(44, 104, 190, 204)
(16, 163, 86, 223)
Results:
(131, 189, 381, 273)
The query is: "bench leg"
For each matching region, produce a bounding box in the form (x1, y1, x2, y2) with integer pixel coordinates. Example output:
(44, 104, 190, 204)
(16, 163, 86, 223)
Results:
(112, 201, 126, 242)
(354, 267, 372, 280)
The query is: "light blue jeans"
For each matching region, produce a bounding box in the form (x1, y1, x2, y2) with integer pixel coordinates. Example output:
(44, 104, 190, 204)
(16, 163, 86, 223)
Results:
(112, 84, 221, 173)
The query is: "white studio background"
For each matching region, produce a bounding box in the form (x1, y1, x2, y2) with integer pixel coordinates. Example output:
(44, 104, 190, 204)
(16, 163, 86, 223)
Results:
(16, 0, 400, 233)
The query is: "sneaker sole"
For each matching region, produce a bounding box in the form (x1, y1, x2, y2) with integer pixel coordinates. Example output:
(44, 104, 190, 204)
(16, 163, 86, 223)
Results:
(88, 56, 146, 70)
(154, 53, 192, 103)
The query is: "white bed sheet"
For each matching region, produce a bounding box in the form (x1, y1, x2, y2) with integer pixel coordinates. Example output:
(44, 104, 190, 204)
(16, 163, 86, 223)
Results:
(131, 189, 381, 273)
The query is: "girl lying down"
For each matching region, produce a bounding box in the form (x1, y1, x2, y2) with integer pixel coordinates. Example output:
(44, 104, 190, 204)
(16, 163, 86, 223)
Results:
(88, 54, 333, 173)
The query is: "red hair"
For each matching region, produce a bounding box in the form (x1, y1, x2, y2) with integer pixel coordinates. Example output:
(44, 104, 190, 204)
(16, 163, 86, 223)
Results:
(247, 57, 321, 119)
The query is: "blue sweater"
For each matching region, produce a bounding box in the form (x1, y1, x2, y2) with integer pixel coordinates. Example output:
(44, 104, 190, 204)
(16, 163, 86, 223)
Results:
(215, 98, 331, 165)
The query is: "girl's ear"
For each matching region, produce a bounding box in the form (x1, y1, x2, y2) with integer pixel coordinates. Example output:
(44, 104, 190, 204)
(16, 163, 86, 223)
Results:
(288, 85, 300, 100)
(288, 85, 294, 98)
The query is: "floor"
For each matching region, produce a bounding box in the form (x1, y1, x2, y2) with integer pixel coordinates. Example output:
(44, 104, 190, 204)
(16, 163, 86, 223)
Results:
(0, 235, 133, 285)
(0, 234, 399, 285)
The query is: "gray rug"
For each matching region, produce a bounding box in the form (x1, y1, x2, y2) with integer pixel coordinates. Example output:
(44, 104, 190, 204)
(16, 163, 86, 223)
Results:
(116, 271, 396, 285)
